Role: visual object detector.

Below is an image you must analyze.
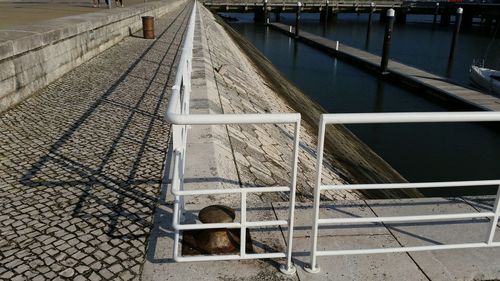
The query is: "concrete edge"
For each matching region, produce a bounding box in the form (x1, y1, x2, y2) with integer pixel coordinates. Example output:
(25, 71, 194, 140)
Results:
(0, 1, 172, 60)
(165, 2, 240, 205)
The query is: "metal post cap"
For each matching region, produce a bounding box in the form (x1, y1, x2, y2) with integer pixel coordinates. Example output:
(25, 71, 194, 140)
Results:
(387, 8, 395, 17)
(457, 7, 463, 14)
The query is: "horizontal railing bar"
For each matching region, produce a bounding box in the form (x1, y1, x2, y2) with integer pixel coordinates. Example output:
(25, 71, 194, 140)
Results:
(175, 220, 287, 230)
(322, 112, 500, 124)
(246, 220, 288, 227)
(318, 212, 495, 224)
(316, 242, 500, 256)
(175, 222, 241, 230)
(166, 111, 300, 125)
(171, 186, 290, 196)
(320, 180, 500, 191)
(175, 252, 286, 262)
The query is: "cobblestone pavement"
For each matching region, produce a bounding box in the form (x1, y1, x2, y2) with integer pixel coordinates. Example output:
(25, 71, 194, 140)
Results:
(199, 7, 362, 202)
(0, 2, 191, 280)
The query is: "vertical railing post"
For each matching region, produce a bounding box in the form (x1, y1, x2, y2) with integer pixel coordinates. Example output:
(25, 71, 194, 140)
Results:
(172, 150, 182, 261)
(305, 116, 326, 274)
(486, 185, 500, 244)
(240, 191, 247, 257)
(280, 119, 301, 275)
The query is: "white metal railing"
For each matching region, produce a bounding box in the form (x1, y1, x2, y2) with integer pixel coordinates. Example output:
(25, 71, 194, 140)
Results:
(165, 1, 300, 274)
(306, 111, 500, 273)
(168, 0, 500, 275)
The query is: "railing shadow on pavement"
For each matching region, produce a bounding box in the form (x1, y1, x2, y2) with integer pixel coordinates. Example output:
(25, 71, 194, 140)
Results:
(17, 3, 192, 240)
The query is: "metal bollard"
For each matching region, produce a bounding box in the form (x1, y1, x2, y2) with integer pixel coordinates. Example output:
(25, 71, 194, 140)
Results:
(142, 16, 155, 39)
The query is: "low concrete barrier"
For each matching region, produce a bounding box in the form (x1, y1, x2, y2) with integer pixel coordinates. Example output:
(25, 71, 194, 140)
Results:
(0, 0, 187, 113)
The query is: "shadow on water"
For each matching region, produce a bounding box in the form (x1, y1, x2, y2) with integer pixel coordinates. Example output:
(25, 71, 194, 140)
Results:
(18, 4, 191, 239)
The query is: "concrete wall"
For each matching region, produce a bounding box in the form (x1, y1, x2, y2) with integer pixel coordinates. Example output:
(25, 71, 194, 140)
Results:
(0, 0, 187, 113)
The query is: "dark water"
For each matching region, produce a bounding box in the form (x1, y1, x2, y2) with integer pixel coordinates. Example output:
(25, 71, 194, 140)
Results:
(225, 13, 500, 196)
(283, 13, 500, 83)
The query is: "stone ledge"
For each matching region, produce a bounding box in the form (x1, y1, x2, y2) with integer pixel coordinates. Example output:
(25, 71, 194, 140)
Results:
(0, 0, 188, 113)
(0, 1, 172, 60)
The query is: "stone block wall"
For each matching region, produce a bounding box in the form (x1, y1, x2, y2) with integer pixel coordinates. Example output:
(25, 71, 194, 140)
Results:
(0, 0, 187, 113)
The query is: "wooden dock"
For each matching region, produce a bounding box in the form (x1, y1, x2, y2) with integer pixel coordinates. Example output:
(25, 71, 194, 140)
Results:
(269, 22, 500, 111)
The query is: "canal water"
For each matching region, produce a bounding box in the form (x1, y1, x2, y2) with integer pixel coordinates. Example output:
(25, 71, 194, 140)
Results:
(224, 13, 500, 196)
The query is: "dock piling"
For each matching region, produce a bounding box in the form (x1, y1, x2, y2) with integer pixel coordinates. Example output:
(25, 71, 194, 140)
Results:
(325, 0, 329, 23)
(295, 2, 302, 37)
(264, 0, 269, 24)
(365, 2, 375, 48)
(380, 9, 395, 74)
(448, 7, 463, 65)
(433, 3, 439, 27)
(320, 0, 330, 23)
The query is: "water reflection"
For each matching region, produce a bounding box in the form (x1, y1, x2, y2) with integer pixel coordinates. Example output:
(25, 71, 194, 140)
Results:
(374, 80, 384, 112)
(227, 14, 500, 196)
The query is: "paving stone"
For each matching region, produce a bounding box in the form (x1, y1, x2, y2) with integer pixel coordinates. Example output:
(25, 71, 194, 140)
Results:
(99, 268, 114, 279)
(59, 268, 75, 278)
(1, 271, 15, 279)
(11, 275, 27, 281)
(13, 264, 29, 274)
(74, 275, 87, 281)
(90, 261, 102, 271)
(109, 264, 124, 274)
(88, 272, 102, 281)
(75, 265, 91, 274)
(31, 275, 45, 281)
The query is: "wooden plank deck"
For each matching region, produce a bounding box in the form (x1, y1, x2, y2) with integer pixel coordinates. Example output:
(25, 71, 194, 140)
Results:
(269, 22, 500, 111)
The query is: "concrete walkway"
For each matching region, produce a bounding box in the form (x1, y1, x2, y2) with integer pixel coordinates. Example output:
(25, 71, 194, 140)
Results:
(145, 194, 500, 281)
(280, 197, 500, 281)
(0, 0, 163, 28)
(0, 1, 191, 280)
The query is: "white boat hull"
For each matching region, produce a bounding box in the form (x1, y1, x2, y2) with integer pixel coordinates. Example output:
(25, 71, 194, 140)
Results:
(470, 66, 500, 96)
